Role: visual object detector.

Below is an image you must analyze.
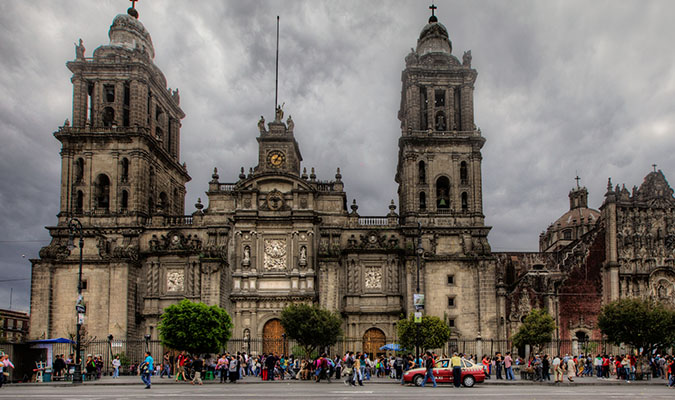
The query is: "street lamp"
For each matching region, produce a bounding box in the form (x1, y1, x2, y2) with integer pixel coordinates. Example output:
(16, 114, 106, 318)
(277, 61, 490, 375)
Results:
(67, 218, 84, 384)
(144, 334, 151, 353)
(415, 222, 424, 367)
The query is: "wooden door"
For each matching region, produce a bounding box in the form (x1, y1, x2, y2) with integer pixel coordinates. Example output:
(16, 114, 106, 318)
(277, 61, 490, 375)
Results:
(362, 328, 386, 357)
(262, 319, 286, 355)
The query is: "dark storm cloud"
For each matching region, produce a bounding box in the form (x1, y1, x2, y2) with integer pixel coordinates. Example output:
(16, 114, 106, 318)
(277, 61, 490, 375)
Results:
(2, 0, 675, 309)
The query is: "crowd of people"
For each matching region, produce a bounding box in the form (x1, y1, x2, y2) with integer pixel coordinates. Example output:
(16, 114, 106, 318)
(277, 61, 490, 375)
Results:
(480, 351, 675, 387)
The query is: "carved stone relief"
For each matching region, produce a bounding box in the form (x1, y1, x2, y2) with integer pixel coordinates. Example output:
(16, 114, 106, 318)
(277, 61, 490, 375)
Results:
(364, 266, 382, 289)
(167, 269, 185, 292)
(264, 239, 287, 271)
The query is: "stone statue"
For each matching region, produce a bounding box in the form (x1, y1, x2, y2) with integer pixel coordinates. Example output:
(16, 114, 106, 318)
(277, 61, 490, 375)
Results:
(275, 103, 284, 122)
(286, 115, 294, 131)
(171, 88, 180, 105)
(257, 116, 266, 133)
(75, 38, 85, 60)
(242, 245, 251, 265)
(435, 114, 446, 131)
(299, 245, 307, 264)
(462, 50, 472, 67)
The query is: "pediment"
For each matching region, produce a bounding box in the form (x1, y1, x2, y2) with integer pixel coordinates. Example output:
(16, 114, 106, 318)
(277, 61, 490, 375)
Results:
(239, 173, 314, 193)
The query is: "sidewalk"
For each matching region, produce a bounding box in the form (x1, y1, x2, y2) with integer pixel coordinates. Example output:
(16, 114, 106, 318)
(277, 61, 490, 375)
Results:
(13, 373, 671, 387)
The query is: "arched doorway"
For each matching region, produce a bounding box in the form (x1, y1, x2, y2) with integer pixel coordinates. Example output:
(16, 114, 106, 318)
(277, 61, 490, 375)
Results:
(262, 319, 286, 355)
(362, 328, 386, 357)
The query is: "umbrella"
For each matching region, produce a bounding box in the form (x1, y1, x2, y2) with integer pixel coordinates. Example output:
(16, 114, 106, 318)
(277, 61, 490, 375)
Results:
(379, 343, 403, 351)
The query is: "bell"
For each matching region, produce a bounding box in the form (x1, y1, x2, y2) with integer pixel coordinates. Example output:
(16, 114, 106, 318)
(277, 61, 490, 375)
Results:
(438, 198, 447, 207)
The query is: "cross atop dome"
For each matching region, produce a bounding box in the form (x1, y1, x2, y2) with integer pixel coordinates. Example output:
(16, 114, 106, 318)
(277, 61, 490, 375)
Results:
(128, 0, 139, 19)
(429, 3, 438, 23)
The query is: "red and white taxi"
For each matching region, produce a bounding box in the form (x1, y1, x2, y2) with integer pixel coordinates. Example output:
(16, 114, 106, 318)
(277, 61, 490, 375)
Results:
(402, 358, 486, 387)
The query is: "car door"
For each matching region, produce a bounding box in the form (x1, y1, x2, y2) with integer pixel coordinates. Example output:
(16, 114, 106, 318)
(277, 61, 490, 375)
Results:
(435, 359, 450, 382)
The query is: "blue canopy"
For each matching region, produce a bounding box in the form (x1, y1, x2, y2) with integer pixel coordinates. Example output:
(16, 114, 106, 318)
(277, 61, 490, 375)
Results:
(29, 338, 75, 344)
(379, 343, 403, 351)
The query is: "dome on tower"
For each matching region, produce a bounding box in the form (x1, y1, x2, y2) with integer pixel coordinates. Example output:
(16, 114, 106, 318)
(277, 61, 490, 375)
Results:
(539, 185, 599, 253)
(108, 11, 155, 59)
(416, 16, 452, 56)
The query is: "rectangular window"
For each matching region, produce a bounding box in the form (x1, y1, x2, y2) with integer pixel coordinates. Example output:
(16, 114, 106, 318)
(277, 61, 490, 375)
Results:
(105, 85, 115, 103)
(434, 89, 445, 107)
(448, 318, 455, 328)
(81, 280, 88, 291)
(447, 296, 456, 307)
(447, 275, 454, 285)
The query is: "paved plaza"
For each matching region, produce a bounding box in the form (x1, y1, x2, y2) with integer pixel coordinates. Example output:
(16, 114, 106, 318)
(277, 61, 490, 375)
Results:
(0, 376, 672, 399)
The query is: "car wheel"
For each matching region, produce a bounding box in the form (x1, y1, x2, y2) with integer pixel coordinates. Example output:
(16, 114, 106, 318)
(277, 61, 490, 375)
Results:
(413, 374, 424, 386)
(463, 375, 475, 388)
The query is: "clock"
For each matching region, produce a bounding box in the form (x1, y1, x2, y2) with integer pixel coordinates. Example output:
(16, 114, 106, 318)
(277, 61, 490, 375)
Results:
(267, 150, 286, 168)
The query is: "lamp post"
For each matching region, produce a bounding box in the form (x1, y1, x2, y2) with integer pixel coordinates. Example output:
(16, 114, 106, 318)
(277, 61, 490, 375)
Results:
(144, 334, 151, 354)
(67, 218, 84, 384)
(414, 222, 424, 367)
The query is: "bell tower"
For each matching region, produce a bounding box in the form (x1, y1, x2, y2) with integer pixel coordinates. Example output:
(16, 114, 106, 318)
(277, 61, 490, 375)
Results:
(254, 107, 302, 176)
(395, 8, 485, 228)
(56, 6, 190, 224)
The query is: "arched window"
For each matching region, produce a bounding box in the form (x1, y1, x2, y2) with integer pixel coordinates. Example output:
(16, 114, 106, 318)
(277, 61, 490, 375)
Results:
(461, 192, 468, 211)
(460, 161, 468, 185)
(563, 229, 572, 240)
(102, 107, 115, 127)
(419, 192, 426, 211)
(418, 161, 426, 183)
(94, 174, 110, 210)
(121, 190, 128, 211)
(436, 176, 450, 209)
(148, 197, 154, 214)
(121, 158, 129, 182)
(75, 190, 84, 213)
(74, 158, 84, 182)
(173, 188, 180, 213)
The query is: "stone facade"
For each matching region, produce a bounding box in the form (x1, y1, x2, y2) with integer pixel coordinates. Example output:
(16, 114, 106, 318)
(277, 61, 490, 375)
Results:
(30, 9, 499, 349)
(499, 170, 675, 343)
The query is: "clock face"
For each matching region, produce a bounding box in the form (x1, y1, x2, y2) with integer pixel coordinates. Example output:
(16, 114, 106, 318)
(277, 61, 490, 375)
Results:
(267, 150, 286, 168)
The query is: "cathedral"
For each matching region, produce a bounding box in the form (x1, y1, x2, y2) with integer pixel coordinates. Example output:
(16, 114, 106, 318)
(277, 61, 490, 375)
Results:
(29, 5, 675, 355)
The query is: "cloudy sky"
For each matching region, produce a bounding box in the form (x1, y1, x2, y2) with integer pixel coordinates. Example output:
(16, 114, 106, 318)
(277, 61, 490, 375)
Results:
(2, 0, 675, 312)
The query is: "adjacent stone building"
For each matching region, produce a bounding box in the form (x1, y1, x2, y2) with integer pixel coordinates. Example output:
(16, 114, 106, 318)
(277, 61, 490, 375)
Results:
(30, 7, 499, 354)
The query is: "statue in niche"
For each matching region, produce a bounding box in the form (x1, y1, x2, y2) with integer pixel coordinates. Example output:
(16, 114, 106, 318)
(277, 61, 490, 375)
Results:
(257, 116, 266, 133)
(435, 113, 446, 131)
(462, 50, 472, 67)
(75, 38, 85, 59)
(242, 245, 251, 266)
(299, 245, 307, 266)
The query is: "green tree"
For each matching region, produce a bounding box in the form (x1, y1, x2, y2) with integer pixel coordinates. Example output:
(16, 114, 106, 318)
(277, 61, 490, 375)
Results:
(280, 303, 343, 358)
(598, 298, 675, 352)
(158, 299, 233, 355)
(511, 308, 556, 352)
(397, 315, 452, 352)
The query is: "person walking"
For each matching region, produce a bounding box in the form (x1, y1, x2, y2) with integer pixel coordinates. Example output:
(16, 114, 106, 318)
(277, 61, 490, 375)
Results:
(160, 351, 171, 378)
(504, 352, 515, 380)
(111, 355, 121, 379)
(552, 355, 563, 383)
(191, 354, 203, 385)
(175, 351, 187, 382)
(451, 352, 462, 388)
(353, 353, 364, 386)
(228, 354, 239, 383)
(343, 352, 355, 386)
(566, 354, 576, 382)
(420, 352, 437, 388)
(140, 351, 154, 389)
